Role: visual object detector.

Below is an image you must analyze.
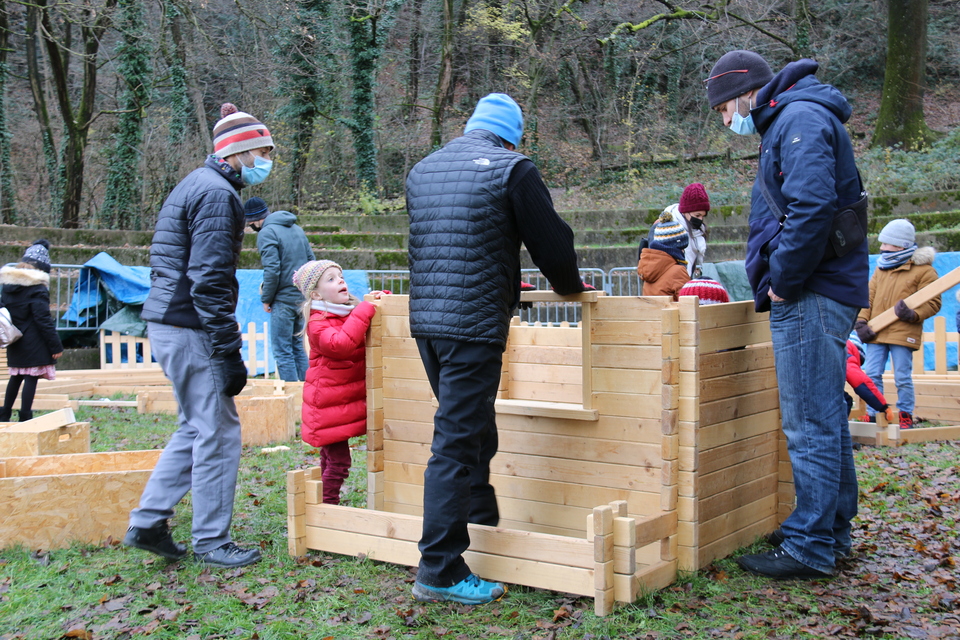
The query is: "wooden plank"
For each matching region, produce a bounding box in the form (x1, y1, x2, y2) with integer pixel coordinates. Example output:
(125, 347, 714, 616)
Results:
(305, 503, 594, 567)
(593, 392, 661, 419)
(303, 524, 595, 597)
(696, 388, 780, 430)
(592, 345, 662, 370)
(695, 431, 780, 476)
(698, 473, 778, 523)
(508, 344, 582, 366)
(868, 266, 960, 332)
(689, 494, 778, 549)
(507, 380, 583, 404)
(696, 453, 779, 500)
(508, 325, 581, 347)
(590, 320, 664, 346)
(699, 345, 775, 380)
(594, 296, 670, 322)
(697, 321, 771, 352)
(698, 368, 778, 403)
(495, 399, 598, 421)
(509, 362, 581, 385)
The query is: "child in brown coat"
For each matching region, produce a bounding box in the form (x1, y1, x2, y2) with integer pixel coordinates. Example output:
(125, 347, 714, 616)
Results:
(639, 213, 690, 300)
(854, 219, 940, 429)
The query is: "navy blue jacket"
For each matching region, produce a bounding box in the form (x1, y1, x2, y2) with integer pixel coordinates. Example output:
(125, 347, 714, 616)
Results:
(141, 156, 246, 356)
(745, 60, 869, 312)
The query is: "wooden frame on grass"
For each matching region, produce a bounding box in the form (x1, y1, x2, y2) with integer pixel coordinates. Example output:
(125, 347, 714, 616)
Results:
(289, 293, 792, 616)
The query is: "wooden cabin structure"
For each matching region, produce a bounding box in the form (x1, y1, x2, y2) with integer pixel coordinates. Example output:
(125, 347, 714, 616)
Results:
(288, 293, 789, 615)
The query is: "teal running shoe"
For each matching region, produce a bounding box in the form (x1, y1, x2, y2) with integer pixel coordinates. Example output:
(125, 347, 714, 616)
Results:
(412, 573, 506, 604)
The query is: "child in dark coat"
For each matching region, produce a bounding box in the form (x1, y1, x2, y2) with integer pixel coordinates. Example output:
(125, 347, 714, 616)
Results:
(0, 240, 63, 422)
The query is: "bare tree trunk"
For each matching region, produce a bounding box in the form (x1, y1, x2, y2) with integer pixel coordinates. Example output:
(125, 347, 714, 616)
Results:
(25, 5, 61, 218)
(405, 0, 423, 123)
(39, 0, 116, 228)
(430, 0, 454, 148)
(871, 0, 938, 150)
(0, 0, 16, 223)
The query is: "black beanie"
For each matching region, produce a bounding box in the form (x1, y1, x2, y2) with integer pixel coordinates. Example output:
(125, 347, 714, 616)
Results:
(243, 197, 270, 223)
(21, 239, 51, 273)
(705, 50, 773, 108)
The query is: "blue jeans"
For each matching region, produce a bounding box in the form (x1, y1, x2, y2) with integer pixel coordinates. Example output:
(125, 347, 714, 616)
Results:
(863, 342, 915, 415)
(270, 301, 308, 382)
(770, 290, 858, 573)
(130, 323, 242, 553)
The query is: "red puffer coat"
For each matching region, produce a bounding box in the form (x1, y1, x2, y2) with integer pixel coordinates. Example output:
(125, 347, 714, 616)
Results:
(301, 301, 377, 447)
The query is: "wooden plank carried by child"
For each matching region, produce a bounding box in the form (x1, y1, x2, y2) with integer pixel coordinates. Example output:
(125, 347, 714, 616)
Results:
(867, 266, 960, 333)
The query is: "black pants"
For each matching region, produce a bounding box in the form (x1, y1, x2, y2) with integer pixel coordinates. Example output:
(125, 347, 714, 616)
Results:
(1, 374, 39, 421)
(415, 338, 501, 587)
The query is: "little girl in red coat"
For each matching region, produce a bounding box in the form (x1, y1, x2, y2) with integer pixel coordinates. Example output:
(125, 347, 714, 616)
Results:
(292, 260, 386, 504)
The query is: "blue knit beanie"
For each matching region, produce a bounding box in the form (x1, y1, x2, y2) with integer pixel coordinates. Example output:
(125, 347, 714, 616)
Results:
(464, 93, 524, 147)
(244, 197, 269, 223)
(651, 213, 689, 252)
(877, 218, 915, 248)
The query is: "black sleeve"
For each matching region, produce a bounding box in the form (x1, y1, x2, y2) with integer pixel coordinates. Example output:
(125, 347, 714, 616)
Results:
(31, 292, 63, 356)
(508, 160, 584, 295)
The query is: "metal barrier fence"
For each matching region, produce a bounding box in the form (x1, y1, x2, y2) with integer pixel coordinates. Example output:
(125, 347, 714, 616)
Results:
(38, 265, 640, 334)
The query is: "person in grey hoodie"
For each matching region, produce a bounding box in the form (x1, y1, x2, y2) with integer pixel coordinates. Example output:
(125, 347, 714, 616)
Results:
(245, 197, 316, 382)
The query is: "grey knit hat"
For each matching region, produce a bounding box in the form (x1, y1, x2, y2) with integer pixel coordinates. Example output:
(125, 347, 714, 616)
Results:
(706, 50, 774, 108)
(877, 219, 916, 248)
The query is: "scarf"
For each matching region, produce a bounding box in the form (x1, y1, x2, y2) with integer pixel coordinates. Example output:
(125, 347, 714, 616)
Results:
(311, 300, 355, 317)
(877, 244, 917, 270)
(649, 241, 688, 265)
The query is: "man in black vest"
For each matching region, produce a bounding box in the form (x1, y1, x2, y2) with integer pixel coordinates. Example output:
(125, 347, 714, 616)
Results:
(405, 93, 586, 604)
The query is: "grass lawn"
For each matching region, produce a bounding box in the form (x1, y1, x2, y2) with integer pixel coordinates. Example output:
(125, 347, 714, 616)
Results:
(1, 405, 958, 639)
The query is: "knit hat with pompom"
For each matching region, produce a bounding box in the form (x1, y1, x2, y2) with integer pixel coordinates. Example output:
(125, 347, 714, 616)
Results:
(212, 103, 274, 158)
(678, 278, 730, 305)
(292, 260, 341, 299)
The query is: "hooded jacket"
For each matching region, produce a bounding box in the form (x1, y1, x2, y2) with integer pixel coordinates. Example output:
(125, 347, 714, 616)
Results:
(256, 210, 315, 307)
(141, 156, 246, 356)
(638, 248, 690, 300)
(745, 60, 868, 312)
(301, 302, 377, 447)
(856, 247, 940, 350)
(1, 265, 63, 368)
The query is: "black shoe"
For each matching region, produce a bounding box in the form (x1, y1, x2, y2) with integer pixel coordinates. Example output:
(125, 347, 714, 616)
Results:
(17, 409, 33, 422)
(737, 547, 832, 579)
(124, 521, 187, 560)
(765, 528, 786, 547)
(194, 542, 261, 568)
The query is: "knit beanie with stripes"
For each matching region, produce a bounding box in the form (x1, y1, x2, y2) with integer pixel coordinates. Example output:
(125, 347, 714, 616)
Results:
(213, 103, 274, 158)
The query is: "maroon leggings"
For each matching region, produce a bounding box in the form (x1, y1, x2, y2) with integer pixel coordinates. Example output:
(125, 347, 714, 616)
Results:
(320, 440, 352, 505)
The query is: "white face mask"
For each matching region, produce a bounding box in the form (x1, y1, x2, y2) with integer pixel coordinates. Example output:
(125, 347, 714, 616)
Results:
(730, 95, 758, 136)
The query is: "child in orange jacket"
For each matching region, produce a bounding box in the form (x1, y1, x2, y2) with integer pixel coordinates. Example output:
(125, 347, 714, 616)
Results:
(639, 212, 690, 300)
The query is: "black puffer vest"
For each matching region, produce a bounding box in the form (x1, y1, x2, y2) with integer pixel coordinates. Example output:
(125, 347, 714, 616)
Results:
(406, 129, 525, 348)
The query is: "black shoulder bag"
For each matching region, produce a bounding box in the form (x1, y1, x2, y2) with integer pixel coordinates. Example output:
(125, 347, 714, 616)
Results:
(758, 170, 868, 260)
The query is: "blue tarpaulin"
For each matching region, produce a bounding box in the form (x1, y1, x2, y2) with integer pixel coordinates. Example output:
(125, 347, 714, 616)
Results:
(66, 253, 373, 374)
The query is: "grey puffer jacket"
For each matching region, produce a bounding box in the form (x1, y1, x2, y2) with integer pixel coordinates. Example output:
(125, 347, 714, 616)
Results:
(406, 130, 525, 348)
(141, 156, 246, 356)
(256, 210, 315, 307)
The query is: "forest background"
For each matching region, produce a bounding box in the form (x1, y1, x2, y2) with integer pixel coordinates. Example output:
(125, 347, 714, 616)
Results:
(1, 0, 958, 231)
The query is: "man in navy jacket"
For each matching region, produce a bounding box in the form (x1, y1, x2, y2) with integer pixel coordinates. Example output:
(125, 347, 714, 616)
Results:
(706, 51, 869, 579)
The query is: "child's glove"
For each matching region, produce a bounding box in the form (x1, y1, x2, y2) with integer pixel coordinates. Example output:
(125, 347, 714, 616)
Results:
(884, 406, 896, 423)
(894, 299, 920, 323)
(854, 319, 877, 343)
(581, 282, 597, 291)
(219, 350, 249, 397)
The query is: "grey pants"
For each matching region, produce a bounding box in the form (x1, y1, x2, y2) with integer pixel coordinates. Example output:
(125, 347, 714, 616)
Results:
(129, 322, 242, 553)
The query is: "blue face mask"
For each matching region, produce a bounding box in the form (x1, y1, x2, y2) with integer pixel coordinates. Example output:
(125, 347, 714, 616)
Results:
(729, 96, 757, 136)
(241, 155, 273, 186)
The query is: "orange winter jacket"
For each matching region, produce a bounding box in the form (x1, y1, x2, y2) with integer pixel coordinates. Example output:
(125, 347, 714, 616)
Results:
(638, 248, 690, 301)
(856, 247, 941, 351)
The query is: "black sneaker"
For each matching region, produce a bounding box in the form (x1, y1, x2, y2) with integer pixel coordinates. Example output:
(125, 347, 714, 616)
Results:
(765, 528, 786, 547)
(194, 542, 261, 568)
(123, 521, 187, 560)
(737, 547, 832, 579)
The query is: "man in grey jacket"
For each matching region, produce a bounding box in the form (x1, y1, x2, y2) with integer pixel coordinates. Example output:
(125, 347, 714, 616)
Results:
(245, 197, 315, 381)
